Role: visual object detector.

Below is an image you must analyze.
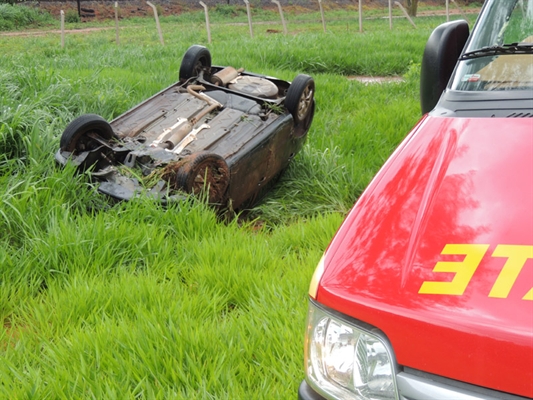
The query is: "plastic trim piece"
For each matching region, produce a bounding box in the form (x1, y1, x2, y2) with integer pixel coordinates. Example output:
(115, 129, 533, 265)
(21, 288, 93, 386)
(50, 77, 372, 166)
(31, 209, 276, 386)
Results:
(398, 369, 530, 400)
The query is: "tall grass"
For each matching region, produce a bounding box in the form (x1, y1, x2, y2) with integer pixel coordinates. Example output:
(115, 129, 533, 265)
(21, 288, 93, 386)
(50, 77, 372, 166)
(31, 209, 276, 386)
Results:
(0, 3, 54, 31)
(0, 9, 472, 398)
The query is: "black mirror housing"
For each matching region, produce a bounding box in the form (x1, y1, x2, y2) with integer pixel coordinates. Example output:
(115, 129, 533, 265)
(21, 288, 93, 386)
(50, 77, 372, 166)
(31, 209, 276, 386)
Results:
(420, 20, 470, 114)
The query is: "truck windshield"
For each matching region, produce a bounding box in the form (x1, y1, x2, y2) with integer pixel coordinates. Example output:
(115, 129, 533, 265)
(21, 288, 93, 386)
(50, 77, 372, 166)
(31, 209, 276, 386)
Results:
(451, 0, 533, 91)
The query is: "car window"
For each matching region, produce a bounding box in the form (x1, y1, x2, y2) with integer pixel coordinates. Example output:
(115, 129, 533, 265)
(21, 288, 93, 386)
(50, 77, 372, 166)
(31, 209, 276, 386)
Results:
(451, 0, 533, 91)
(502, 1, 533, 44)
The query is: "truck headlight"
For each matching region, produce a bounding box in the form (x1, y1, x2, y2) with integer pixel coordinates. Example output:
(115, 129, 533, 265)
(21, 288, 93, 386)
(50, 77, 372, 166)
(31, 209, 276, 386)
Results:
(304, 300, 399, 400)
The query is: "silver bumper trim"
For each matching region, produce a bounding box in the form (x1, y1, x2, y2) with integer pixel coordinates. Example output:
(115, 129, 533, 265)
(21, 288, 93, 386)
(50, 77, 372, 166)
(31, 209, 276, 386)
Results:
(397, 370, 528, 400)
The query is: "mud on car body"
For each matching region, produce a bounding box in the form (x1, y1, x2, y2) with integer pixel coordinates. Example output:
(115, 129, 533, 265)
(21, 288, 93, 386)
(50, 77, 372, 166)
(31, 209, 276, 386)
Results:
(55, 45, 315, 211)
(299, 1, 533, 399)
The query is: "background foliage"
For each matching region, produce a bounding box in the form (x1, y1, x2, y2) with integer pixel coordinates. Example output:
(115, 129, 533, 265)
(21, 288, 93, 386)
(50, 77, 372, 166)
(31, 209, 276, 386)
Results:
(0, 6, 476, 398)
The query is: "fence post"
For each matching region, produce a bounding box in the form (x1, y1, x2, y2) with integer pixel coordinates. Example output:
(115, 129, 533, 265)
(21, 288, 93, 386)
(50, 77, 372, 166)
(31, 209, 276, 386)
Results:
(60, 10, 65, 48)
(199, 1, 212, 43)
(394, 1, 416, 28)
(243, 0, 254, 38)
(446, 0, 450, 21)
(146, 1, 164, 45)
(271, 0, 287, 35)
(114, 2, 120, 45)
(388, 0, 392, 29)
(318, 0, 326, 33)
(358, 0, 362, 32)
(451, 0, 469, 23)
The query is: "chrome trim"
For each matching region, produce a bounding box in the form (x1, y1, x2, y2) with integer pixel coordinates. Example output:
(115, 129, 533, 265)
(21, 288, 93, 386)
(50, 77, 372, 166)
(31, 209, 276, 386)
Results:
(397, 370, 528, 400)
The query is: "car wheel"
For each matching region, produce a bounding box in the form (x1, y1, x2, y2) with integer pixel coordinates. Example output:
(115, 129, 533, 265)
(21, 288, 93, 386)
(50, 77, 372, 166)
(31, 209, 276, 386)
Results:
(176, 151, 229, 205)
(285, 74, 315, 137)
(179, 45, 212, 82)
(60, 114, 116, 154)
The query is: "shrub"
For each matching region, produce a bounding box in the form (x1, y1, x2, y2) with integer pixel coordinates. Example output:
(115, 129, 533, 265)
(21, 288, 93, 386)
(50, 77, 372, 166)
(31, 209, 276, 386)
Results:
(213, 4, 246, 17)
(64, 9, 80, 23)
(0, 3, 54, 30)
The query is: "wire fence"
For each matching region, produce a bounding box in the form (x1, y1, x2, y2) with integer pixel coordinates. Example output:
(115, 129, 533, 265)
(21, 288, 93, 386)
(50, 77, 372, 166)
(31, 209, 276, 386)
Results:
(21, 0, 482, 12)
(51, 0, 479, 47)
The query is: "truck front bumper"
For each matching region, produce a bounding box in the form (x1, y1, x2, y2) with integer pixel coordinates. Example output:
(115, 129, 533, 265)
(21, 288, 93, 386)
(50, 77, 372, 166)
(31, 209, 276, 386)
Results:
(298, 380, 326, 400)
(299, 369, 528, 400)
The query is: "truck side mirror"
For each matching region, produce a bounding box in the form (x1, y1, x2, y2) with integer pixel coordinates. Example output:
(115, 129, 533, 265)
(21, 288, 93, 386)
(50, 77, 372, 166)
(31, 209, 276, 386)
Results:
(420, 20, 470, 114)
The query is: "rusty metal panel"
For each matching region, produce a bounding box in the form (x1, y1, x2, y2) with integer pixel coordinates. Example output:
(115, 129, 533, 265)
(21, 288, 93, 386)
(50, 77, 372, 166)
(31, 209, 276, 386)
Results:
(112, 90, 206, 139)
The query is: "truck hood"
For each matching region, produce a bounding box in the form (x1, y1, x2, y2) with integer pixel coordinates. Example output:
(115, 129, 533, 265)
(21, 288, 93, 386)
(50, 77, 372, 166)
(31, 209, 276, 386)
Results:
(317, 116, 533, 397)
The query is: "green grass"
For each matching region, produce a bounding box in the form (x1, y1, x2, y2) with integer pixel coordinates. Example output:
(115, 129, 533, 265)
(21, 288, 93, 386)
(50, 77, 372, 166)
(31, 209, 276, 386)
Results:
(0, 3, 54, 31)
(0, 8, 476, 398)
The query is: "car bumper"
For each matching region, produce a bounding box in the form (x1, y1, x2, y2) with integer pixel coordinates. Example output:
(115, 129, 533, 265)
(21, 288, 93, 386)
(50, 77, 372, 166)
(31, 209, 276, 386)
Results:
(299, 369, 528, 400)
(298, 380, 326, 400)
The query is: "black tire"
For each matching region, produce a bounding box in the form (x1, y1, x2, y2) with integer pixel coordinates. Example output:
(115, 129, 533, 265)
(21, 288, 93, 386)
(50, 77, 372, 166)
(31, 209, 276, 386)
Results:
(285, 74, 315, 136)
(179, 45, 212, 81)
(60, 114, 115, 154)
(176, 151, 229, 204)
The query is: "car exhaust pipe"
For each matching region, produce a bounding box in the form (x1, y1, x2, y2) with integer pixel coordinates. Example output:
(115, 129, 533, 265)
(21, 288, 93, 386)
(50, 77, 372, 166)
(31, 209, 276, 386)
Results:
(210, 67, 244, 86)
(161, 86, 221, 149)
(163, 121, 194, 149)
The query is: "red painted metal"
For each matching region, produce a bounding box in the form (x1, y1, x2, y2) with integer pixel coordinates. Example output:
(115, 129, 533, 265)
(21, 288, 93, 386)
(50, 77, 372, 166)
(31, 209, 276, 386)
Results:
(317, 116, 533, 397)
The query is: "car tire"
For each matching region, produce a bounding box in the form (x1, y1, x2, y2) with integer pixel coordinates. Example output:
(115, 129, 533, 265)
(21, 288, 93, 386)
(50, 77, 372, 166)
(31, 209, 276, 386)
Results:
(285, 74, 315, 137)
(176, 151, 229, 205)
(60, 114, 116, 153)
(179, 45, 212, 82)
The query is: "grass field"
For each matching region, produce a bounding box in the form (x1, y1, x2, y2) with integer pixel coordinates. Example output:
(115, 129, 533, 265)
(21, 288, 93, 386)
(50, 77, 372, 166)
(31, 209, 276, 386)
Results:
(0, 6, 477, 399)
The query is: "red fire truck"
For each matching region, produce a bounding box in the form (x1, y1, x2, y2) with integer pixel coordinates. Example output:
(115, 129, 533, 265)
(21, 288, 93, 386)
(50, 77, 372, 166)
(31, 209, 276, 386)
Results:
(299, 0, 533, 399)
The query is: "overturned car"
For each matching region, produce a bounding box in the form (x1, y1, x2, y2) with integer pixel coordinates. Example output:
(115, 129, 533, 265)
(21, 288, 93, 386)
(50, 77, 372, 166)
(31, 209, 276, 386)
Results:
(55, 45, 315, 211)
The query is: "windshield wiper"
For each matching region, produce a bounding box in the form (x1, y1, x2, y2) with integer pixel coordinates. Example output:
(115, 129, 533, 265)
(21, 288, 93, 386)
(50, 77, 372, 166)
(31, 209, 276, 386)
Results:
(460, 43, 533, 60)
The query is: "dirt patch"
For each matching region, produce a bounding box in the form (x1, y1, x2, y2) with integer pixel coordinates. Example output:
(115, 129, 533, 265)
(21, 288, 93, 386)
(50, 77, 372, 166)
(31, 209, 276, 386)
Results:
(28, 1, 167, 19)
(347, 75, 405, 84)
(28, 1, 324, 20)
(27, 0, 474, 22)
(1, 318, 23, 350)
(0, 26, 115, 36)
